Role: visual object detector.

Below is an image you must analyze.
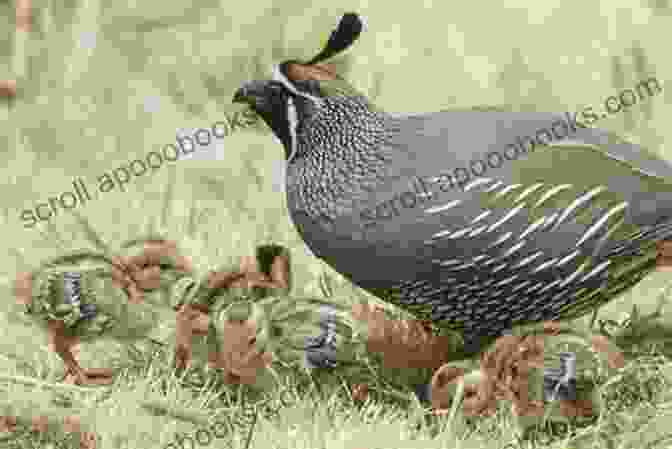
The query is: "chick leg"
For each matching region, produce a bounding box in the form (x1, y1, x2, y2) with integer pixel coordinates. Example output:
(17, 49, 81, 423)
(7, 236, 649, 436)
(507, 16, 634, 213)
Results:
(63, 415, 98, 449)
(48, 321, 113, 385)
(174, 305, 210, 370)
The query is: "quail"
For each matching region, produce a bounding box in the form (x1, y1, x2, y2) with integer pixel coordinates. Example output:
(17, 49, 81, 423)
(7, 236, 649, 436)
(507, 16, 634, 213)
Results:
(173, 244, 292, 371)
(172, 244, 348, 376)
(13, 238, 190, 385)
(233, 13, 672, 352)
(203, 296, 362, 386)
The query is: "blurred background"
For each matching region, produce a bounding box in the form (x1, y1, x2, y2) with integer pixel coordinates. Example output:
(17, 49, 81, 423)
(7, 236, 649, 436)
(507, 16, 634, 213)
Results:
(0, 1, 670, 447)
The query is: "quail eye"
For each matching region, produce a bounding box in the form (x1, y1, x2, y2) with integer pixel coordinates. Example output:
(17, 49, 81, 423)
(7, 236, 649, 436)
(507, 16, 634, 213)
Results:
(295, 79, 321, 95)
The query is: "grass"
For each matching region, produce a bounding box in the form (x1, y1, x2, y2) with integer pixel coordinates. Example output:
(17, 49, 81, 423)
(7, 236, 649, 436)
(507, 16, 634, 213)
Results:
(1, 0, 672, 448)
(0, 319, 671, 449)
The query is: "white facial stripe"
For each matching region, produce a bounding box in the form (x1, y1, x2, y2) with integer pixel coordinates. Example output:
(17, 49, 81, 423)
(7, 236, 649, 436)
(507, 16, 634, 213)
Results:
(358, 15, 368, 31)
(286, 96, 298, 163)
(273, 65, 299, 93)
(272, 65, 322, 104)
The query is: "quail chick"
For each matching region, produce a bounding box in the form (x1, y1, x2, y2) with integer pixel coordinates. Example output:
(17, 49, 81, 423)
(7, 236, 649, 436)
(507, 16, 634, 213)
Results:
(173, 244, 291, 371)
(14, 239, 190, 385)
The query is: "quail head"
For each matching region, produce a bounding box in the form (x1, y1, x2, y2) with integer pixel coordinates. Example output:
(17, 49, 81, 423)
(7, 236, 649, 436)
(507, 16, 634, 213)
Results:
(233, 13, 672, 352)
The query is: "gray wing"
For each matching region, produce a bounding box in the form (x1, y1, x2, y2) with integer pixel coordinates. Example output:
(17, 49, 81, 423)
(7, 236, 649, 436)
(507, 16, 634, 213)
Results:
(360, 110, 672, 337)
(290, 109, 672, 340)
(385, 109, 672, 181)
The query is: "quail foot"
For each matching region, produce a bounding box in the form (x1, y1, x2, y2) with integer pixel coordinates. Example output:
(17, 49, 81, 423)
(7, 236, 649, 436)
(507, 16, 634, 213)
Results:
(234, 12, 672, 352)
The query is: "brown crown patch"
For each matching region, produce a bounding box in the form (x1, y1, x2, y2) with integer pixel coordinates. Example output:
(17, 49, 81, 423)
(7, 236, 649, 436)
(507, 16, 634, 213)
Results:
(285, 63, 337, 82)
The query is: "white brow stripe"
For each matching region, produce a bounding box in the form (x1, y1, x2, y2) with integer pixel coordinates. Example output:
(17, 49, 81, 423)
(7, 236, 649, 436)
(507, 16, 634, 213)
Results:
(286, 97, 298, 163)
(272, 65, 322, 103)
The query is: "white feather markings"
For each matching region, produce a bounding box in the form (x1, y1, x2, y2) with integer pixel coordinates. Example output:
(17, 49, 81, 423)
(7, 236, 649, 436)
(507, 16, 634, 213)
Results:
(515, 183, 545, 202)
(471, 210, 492, 224)
(556, 250, 580, 267)
(488, 231, 513, 249)
(558, 262, 589, 288)
(469, 225, 488, 237)
(464, 177, 493, 192)
(484, 180, 504, 193)
(487, 203, 526, 233)
(493, 183, 523, 199)
(579, 259, 611, 283)
(519, 216, 547, 240)
(513, 250, 544, 268)
(425, 200, 463, 214)
(532, 258, 558, 273)
(534, 184, 573, 208)
(496, 275, 519, 287)
(434, 259, 462, 266)
(502, 239, 527, 257)
(492, 263, 508, 273)
(449, 228, 474, 239)
(576, 202, 629, 248)
(554, 186, 607, 229)
(538, 279, 562, 294)
(512, 280, 533, 292)
(431, 229, 453, 239)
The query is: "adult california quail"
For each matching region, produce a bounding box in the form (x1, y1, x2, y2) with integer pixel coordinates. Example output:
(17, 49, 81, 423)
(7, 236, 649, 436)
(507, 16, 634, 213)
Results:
(233, 13, 672, 352)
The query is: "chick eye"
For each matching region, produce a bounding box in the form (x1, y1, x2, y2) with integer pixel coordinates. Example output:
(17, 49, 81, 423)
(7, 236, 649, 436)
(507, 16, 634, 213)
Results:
(249, 337, 257, 345)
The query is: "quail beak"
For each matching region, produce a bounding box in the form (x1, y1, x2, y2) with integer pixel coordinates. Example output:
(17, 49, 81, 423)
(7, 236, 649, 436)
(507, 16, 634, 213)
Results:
(232, 80, 270, 105)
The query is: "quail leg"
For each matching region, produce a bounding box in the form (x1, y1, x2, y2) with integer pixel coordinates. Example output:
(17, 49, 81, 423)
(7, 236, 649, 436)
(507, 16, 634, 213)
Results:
(16, 0, 32, 32)
(48, 321, 113, 385)
(206, 319, 273, 385)
(63, 415, 98, 449)
(174, 305, 210, 370)
(27, 415, 97, 449)
(208, 348, 273, 385)
(14, 272, 33, 305)
(0, 415, 17, 433)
